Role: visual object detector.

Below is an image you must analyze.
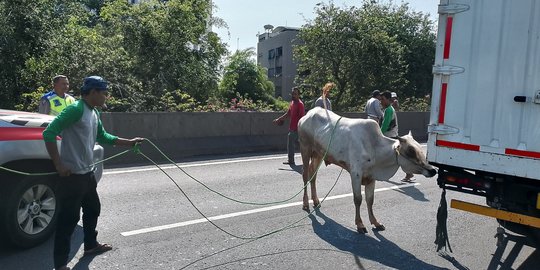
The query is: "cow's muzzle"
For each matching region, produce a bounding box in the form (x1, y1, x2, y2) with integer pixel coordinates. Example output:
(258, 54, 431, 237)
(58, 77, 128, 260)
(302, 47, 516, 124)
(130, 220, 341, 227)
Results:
(424, 168, 437, 178)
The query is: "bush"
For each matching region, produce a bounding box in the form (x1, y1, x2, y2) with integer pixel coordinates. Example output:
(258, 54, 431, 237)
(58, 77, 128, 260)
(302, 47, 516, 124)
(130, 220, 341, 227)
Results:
(14, 87, 48, 112)
(399, 96, 430, 112)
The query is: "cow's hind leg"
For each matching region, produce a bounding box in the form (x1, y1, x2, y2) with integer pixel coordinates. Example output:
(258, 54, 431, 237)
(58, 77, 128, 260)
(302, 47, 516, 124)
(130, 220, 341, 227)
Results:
(309, 155, 322, 208)
(300, 145, 312, 211)
(351, 172, 367, 233)
(365, 178, 385, 231)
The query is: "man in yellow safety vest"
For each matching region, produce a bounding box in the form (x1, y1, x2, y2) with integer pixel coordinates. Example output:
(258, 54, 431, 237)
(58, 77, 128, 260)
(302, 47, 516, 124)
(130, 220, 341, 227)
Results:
(39, 75, 76, 116)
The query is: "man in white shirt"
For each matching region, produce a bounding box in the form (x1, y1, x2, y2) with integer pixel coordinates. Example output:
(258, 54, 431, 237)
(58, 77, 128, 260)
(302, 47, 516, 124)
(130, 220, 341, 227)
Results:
(365, 90, 383, 124)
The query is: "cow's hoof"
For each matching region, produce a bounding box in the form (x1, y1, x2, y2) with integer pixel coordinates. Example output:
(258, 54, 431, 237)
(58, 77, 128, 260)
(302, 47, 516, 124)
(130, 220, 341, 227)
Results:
(302, 205, 310, 212)
(357, 227, 368, 234)
(374, 224, 386, 231)
(313, 202, 321, 209)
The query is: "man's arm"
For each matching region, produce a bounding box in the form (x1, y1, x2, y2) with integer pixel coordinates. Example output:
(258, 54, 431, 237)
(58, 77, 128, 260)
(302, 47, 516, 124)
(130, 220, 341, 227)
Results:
(114, 137, 145, 146)
(42, 104, 84, 176)
(376, 100, 384, 119)
(45, 141, 71, 176)
(273, 106, 291, 124)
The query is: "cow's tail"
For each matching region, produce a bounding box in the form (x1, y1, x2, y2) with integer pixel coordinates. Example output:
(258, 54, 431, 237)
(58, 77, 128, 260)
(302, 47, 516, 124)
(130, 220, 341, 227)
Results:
(322, 93, 331, 121)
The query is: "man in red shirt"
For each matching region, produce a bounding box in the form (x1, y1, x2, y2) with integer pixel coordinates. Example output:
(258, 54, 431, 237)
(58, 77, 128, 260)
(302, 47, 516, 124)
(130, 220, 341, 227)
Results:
(273, 87, 305, 165)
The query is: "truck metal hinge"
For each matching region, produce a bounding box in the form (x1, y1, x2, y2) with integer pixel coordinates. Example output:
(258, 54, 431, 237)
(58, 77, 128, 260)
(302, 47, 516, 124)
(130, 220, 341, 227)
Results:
(438, 4, 470, 15)
(433, 65, 465, 76)
(428, 124, 460, 135)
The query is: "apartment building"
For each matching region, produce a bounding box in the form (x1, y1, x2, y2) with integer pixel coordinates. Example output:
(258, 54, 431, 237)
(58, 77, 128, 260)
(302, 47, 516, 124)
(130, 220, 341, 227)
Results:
(257, 26, 300, 100)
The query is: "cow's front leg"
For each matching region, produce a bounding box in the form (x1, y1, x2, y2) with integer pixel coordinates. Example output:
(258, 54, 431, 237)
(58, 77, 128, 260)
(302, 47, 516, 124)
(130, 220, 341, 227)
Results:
(365, 178, 385, 231)
(351, 172, 367, 233)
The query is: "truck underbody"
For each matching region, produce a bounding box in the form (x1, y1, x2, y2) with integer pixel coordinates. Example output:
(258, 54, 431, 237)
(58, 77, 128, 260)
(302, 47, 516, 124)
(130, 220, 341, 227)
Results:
(433, 162, 540, 241)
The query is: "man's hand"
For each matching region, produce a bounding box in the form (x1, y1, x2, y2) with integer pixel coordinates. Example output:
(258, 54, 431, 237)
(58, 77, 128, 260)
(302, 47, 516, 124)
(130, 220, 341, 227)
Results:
(273, 118, 284, 126)
(128, 137, 145, 146)
(55, 162, 71, 177)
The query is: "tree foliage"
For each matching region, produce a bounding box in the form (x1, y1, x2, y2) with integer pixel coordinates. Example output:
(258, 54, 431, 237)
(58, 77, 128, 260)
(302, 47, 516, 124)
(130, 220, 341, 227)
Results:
(218, 48, 275, 103)
(295, 1, 436, 111)
(0, 0, 227, 111)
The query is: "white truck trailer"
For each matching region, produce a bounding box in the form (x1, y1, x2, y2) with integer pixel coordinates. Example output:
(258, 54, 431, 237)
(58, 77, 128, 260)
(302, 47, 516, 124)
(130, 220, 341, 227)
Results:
(427, 0, 540, 238)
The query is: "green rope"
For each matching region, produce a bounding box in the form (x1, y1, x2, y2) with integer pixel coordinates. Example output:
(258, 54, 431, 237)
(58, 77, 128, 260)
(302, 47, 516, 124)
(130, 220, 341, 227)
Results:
(0, 148, 132, 176)
(0, 115, 346, 240)
(140, 149, 344, 240)
(0, 117, 343, 208)
(141, 116, 343, 206)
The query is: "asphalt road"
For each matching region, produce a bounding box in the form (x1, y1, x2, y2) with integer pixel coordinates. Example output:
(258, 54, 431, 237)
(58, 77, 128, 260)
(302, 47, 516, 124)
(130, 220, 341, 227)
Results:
(1, 148, 538, 270)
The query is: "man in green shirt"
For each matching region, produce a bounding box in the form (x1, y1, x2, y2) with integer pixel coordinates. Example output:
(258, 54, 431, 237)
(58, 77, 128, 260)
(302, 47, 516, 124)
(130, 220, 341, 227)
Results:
(380, 91, 398, 138)
(43, 76, 143, 270)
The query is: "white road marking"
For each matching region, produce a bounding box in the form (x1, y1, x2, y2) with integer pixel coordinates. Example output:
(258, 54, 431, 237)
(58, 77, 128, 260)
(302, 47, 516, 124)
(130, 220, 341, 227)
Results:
(121, 183, 420, 236)
(104, 154, 299, 175)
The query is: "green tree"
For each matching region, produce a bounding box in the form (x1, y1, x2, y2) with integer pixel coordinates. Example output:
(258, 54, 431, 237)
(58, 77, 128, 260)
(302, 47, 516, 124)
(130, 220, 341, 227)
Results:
(100, 0, 227, 111)
(0, 0, 59, 109)
(1, 0, 227, 112)
(295, 1, 435, 111)
(218, 48, 275, 103)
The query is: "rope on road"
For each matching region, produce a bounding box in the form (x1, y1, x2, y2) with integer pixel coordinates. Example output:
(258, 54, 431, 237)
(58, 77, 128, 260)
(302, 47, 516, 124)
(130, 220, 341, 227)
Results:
(140, 149, 344, 240)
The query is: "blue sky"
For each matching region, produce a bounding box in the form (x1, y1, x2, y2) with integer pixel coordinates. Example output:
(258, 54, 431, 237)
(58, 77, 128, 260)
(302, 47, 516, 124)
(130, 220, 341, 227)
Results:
(212, 0, 439, 52)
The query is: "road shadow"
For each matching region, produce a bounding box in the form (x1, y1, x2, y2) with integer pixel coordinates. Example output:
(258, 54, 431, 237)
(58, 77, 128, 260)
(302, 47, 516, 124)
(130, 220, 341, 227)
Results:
(71, 252, 98, 270)
(391, 184, 429, 202)
(277, 163, 303, 174)
(0, 225, 84, 269)
(309, 209, 449, 270)
(437, 251, 471, 270)
(488, 230, 540, 270)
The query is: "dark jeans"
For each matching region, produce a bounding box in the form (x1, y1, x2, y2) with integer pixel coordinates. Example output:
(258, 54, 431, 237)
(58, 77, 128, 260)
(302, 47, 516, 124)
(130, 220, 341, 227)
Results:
(287, 131, 298, 163)
(53, 172, 101, 269)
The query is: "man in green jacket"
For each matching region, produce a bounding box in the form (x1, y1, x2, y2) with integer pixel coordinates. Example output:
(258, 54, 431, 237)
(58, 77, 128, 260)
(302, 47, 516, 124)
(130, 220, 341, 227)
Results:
(380, 91, 398, 138)
(43, 76, 143, 270)
(39, 75, 76, 116)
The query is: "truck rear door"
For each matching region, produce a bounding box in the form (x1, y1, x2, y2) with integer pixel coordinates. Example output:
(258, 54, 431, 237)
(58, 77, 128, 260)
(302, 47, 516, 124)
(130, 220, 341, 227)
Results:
(427, 0, 540, 180)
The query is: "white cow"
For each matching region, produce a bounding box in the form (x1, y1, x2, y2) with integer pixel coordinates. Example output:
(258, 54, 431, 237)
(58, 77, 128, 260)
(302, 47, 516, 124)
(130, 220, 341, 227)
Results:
(298, 107, 436, 233)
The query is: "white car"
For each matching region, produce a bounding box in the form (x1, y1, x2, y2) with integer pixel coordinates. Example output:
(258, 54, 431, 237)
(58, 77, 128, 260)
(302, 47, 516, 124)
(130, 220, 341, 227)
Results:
(0, 109, 104, 248)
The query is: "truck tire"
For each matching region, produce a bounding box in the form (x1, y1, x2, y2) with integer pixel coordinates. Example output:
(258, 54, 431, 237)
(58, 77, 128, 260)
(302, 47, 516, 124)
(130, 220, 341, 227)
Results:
(1, 175, 59, 248)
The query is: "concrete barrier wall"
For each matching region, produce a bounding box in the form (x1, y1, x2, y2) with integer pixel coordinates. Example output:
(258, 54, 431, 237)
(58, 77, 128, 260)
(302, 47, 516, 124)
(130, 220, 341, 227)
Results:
(100, 111, 429, 165)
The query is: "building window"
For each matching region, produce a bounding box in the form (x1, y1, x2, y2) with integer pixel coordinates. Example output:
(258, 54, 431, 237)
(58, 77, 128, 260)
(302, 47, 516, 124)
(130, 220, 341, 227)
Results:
(275, 67, 282, 76)
(276, 47, 283, 57)
(268, 49, 275, 59)
(268, 68, 275, 78)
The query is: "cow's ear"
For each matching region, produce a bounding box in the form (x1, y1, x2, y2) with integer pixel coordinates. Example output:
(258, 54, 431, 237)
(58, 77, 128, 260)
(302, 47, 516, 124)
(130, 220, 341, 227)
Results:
(397, 136, 407, 143)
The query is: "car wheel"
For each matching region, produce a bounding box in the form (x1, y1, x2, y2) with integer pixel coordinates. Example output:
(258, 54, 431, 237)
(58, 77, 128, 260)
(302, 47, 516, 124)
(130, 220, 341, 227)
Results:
(2, 176, 59, 248)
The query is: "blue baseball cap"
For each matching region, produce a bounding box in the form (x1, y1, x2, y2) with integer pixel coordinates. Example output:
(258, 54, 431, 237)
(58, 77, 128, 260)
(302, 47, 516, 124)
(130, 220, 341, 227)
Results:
(81, 76, 108, 94)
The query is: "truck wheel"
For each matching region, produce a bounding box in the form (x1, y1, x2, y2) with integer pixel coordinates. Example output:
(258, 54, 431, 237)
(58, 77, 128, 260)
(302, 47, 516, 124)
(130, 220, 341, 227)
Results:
(2, 176, 59, 248)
